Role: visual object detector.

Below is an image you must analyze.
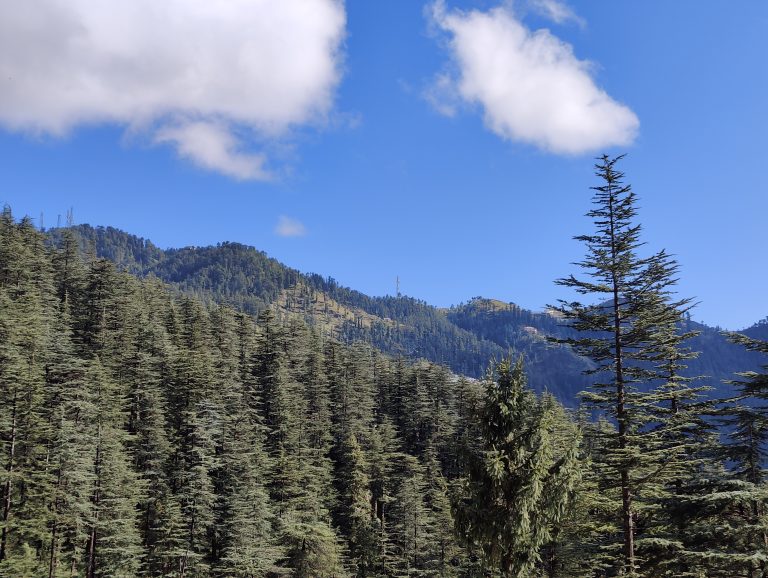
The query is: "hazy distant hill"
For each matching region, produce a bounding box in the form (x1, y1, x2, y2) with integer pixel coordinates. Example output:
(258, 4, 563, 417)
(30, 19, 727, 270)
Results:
(744, 318, 768, 341)
(51, 223, 764, 404)
(447, 298, 765, 400)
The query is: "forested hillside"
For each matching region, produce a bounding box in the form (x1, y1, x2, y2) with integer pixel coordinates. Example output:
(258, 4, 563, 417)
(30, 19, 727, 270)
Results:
(447, 298, 765, 400)
(54, 224, 764, 404)
(4, 202, 768, 577)
(0, 209, 488, 575)
(745, 318, 768, 340)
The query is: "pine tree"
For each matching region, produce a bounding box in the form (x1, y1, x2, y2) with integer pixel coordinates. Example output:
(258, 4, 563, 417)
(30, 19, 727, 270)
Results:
(397, 364, 433, 457)
(328, 343, 376, 442)
(82, 358, 143, 578)
(76, 258, 119, 353)
(300, 329, 336, 515)
(334, 432, 378, 576)
(126, 317, 186, 577)
(42, 312, 99, 578)
(387, 452, 432, 576)
(51, 227, 85, 306)
(209, 305, 282, 578)
(253, 309, 298, 456)
(447, 377, 483, 481)
(726, 333, 768, 395)
(540, 416, 616, 578)
(367, 419, 401, 577)
(422, 445, 462, 577)
(453, 358, 581, 577)
(167, 297, 218, 576)
(625, 263, 723, 576)
(256, 310, 347, 577)
(718, 331, 768, 577)
(0, 211, 57, 573)
(551, 154, 699, 574)
(281, 521, 349, 578)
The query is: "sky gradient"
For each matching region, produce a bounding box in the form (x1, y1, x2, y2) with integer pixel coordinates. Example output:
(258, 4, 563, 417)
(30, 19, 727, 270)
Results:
(1, 0, 766, 329)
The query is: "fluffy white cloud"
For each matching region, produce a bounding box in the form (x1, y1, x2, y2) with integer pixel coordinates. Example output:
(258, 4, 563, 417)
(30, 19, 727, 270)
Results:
(0, 0, 346, 179)
(428, 2, 638, 155)
(155, 121, 270, 180)
(275, 216, 307, 237)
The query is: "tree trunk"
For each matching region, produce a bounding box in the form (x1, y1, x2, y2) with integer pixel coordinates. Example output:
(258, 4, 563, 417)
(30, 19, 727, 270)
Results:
(0, 392, 18, 561)
(86, 426, 102, 578)
(48, 468, 63, 578)
(609, 191, 635, 575)
(48, 520, 59, 578)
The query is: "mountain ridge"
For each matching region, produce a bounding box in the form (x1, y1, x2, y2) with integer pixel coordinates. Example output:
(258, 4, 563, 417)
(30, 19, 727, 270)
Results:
(50, 223, 765, 404)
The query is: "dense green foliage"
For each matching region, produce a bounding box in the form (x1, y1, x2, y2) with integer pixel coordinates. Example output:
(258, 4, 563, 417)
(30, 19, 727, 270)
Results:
(550, 156, 702, 574)
(453, 358, 581, 576)
(0, 209, 531, 576)
(48, 225, 764, 406)
(548, 156, 768, 577)
(49, 227, 507, 384)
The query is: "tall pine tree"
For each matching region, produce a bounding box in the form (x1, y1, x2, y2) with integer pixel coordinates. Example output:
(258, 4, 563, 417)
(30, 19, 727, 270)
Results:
(551, 155, 699, 574)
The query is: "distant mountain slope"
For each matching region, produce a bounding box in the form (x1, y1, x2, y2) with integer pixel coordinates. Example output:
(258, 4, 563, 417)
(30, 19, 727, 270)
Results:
(51, 225, 509, 386)
(447, 298, 765, 399)
(744, 318, 768, 341)
(445, 298, 595, 394)
(51, 224, 764, 404)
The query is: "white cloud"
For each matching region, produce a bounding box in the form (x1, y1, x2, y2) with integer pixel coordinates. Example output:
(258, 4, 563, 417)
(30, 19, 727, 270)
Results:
(529, 0, 585, 27)
(0, 0, 346, 179)
(275, 216, 307, 237)
(155, 121, 270, 181)
(428, 2, 638, 155)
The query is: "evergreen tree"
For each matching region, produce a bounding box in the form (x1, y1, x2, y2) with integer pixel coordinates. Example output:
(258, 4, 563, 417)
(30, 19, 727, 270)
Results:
(384, 452, 435, 577)
(718, 331, 768, 577)
(82, 358, 143, 578)
(540, 417, 616, 578)
(367, 419, 401, 577)
(51, 227, 85, 307)
(211, 307, 281, 577)
(447, 377, 483, 481)
(9, 204, 767, 577)
(551, 154, 699, 574)
(301, 330, 336, 516)
(42, 313, 98, 578)
(327, 343, 376, 442)
(167, 298, 218, 576)
(255, 310, 347, 577)
(453, 358, 580, 577)
(126, 318, 186, 576)
(334, 433, 378, 576)
(281, 521, 349, 578)
(0, 211, 56, 574)
(422, 445, 462, 577)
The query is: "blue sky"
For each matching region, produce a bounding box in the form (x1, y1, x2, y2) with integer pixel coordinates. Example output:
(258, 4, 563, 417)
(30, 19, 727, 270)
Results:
(1, 0, 766, 329)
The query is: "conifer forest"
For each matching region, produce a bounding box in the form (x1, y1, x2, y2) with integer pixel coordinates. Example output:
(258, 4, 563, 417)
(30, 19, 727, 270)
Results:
(1, 156, 767, 578)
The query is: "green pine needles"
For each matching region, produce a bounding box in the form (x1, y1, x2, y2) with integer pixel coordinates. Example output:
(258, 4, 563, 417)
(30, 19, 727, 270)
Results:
(453, 357, 581, 577)
(550, 154, 768, 577)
